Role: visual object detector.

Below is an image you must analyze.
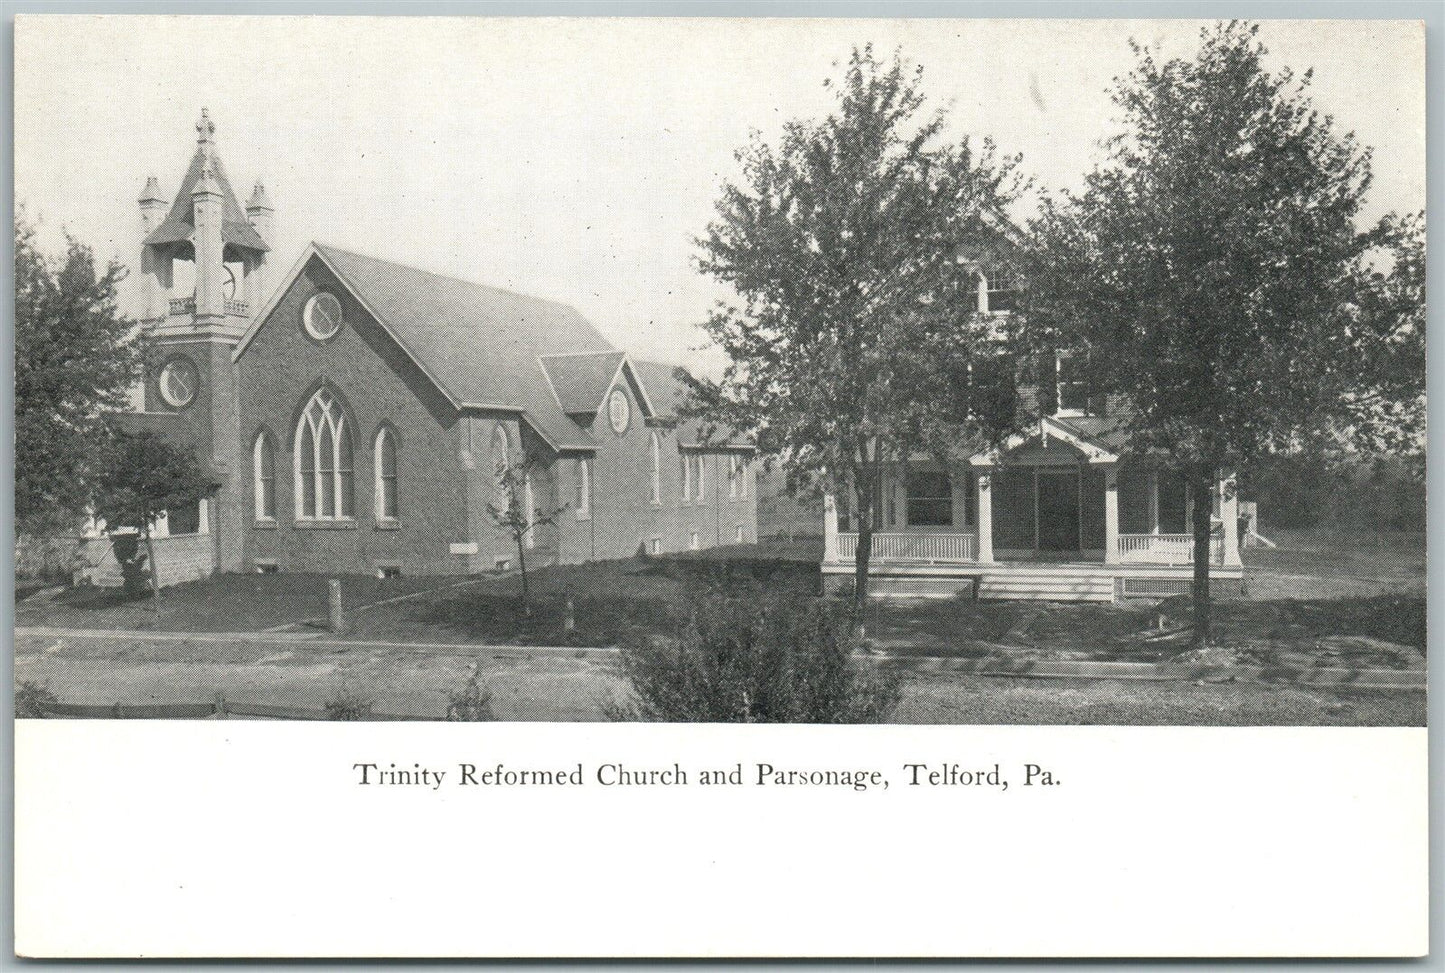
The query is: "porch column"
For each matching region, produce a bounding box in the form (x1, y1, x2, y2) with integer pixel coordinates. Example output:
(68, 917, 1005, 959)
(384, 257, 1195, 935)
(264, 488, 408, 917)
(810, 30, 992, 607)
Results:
(974, 468, 994, 563)
(1219, 470, 1242, 567)
(1103, 463, 1120, 564)
(1147, 471, 1159, 534)
(823, 492, 839, 564)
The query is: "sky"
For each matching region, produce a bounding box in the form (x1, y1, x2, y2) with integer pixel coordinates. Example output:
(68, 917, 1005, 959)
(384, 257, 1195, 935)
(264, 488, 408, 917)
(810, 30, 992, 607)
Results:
(14, 16, 1426, 376)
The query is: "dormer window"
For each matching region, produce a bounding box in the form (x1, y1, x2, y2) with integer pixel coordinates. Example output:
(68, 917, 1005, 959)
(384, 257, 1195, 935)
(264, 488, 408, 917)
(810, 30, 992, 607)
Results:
(1055, 351, 1090, 416)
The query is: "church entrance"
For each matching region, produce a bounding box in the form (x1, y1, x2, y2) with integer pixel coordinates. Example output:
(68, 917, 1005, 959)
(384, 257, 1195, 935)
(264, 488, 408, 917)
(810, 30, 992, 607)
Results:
(1036, 468, 1081, 553)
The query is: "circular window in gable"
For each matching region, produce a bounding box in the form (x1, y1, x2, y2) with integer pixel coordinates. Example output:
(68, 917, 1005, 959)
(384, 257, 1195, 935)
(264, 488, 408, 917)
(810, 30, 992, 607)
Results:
(608, 388, 630, 434)
(303, 292, 343, 341)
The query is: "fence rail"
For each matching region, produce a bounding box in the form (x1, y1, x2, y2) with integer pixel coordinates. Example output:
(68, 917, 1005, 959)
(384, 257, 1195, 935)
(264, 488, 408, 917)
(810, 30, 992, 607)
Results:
(1116, 533, 1224, 565)
(835, 531, 977, 562)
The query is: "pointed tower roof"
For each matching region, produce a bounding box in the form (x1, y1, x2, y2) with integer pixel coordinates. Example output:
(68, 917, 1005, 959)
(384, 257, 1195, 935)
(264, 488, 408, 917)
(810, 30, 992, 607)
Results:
(143, 109, 269, 252)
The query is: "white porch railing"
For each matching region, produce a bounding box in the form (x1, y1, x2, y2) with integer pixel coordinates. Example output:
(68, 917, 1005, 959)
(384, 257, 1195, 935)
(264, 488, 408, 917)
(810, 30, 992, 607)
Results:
(835, 531, 977, 562)
(1116, 534, 1224, 565)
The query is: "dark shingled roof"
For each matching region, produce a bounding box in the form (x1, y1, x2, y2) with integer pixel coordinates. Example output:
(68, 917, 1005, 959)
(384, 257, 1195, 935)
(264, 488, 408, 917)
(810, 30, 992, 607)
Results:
(310, 244, 619, 452)
(538, 352, 627, 415)
(143, 148, 269, 252)
(630, 360, 751, 450)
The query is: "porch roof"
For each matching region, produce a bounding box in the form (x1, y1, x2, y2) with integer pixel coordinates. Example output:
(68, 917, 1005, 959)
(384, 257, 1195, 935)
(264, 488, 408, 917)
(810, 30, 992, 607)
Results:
(969, 415, 1122, 466)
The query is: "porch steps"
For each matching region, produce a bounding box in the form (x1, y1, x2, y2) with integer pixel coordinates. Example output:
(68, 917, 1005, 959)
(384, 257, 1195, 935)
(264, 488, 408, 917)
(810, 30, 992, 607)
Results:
(977, 568, 1115, 603)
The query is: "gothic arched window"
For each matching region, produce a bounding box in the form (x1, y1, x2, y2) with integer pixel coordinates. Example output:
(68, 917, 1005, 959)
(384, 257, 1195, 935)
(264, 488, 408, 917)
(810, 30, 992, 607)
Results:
(374, 426, 398, 522)
(253, 430, 276, 522)
(294, 387, 354, 520)
(650, 431, 661, 504)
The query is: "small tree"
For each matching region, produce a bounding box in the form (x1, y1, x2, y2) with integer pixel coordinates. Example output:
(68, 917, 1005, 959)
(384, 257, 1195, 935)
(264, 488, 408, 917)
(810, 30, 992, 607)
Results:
(608, 594, 901, 723)
(1017, 22, 1423, 644)
(15, 210, 141, 535)
(89, 430, 213, 611)
(690, 46, 1026, 618)
(486, 452, 566, 618)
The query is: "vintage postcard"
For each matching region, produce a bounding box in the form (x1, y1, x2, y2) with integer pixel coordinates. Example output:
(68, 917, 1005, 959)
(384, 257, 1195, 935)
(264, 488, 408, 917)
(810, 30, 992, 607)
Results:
(11, 12, 1428, 958)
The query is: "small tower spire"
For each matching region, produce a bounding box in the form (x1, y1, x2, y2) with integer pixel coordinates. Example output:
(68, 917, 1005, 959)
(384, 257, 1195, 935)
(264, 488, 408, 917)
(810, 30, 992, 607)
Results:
(196, 107, 216, 146)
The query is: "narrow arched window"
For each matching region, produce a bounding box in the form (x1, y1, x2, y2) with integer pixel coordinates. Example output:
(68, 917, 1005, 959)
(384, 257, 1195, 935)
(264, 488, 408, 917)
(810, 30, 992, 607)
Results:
(491, 425, 509, 475)
(650, 431, 661, 504)
(375, 426, 398, 522)
(253, 431, 276, 522)
(575, 458, 591, 518)
(294, 387, 354, 520)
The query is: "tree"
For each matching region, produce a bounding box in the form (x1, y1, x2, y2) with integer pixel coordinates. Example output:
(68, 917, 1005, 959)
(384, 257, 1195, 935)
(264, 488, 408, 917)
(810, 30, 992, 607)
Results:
(486, 452, 566, 618)
(690, 46, 1027, 616)
(15, 210, 141, 534)
(607, 593, 900, 723)
(89, 430, 213, 610)
(1017, 22, 1423, 645)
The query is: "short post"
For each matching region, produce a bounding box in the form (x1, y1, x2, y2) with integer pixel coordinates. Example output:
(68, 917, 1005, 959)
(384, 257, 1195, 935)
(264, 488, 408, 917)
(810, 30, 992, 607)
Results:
(328, 578, 346, 634)
(823, 493, 839, 564)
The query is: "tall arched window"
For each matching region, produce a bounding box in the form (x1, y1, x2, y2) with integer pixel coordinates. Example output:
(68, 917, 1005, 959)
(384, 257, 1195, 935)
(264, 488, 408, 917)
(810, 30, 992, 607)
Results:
(650, 431, 661, 504)
(574, 458, 591, 518)
(253, 431, 276, 522)
(295, 387, 354, 520)
(491, 425, 510, 475)
(374, 426, 398, 522)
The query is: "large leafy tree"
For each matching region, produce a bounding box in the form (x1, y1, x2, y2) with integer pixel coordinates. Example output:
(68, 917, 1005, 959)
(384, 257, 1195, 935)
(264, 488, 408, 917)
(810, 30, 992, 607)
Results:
(691, 46, 1026, 612)
(15, 211, 141, 534)
(1017, 22, 1424, 644)
(90, 430, 213, 609)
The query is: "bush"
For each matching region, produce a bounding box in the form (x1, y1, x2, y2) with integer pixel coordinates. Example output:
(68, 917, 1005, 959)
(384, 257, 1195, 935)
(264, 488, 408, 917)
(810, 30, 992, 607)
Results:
(607, 594, 900, 723)
(324, 683, 375, 721)
(445, 666, 497, 721)
(15, 680, 59, 718)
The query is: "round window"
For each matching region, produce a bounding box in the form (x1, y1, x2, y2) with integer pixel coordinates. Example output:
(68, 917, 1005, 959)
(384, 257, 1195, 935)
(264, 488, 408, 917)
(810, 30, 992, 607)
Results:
(303, 292, 343, 340)
(158, 356, 199, 409)
(608, 389, 630, 434)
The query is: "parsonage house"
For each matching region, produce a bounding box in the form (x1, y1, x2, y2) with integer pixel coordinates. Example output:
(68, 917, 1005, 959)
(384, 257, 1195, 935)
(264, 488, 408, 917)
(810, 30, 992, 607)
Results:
(820, 271, 1246, 603)
(79, 111, 758, 585)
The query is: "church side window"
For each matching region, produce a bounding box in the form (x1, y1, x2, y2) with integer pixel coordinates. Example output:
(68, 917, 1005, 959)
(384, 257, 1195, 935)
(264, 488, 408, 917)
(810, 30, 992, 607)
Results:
(574, 458, 591, 519)
(649, 431, 662, 505)
(375, 426, 398, 522)
(253, 431, 276, 522)
(295, 388, 354, 521)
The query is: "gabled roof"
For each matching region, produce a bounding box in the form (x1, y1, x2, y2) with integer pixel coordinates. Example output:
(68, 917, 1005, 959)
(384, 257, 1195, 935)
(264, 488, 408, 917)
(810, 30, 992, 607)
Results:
(538, 352, 627, 414)
(969, 415, 1121, 466)
(235, 243, 618, 453)
(631, 359, 752, 450)
(143, 147, 269, 252)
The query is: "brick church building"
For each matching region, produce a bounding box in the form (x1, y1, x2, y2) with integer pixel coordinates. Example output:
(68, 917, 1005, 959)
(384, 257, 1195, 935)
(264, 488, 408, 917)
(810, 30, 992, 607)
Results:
(89, 111, 757, 585)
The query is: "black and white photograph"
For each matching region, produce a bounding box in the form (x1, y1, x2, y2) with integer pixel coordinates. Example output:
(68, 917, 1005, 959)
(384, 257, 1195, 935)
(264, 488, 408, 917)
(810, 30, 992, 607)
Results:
(9, 8, 1431, 959)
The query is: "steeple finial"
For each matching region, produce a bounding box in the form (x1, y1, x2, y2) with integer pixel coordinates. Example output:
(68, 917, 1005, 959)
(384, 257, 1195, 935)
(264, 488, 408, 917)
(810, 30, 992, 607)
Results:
(196, 107, 215, 145)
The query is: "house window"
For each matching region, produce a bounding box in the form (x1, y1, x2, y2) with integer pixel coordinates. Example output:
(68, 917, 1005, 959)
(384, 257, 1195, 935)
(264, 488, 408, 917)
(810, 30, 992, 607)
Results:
(980, 268, 1019, 314)
(253, 431, 276, 522)
(907, 470, 954, 527)
(1055, 352, 1090, 416)
(374, 426, 398, 522)
(575, 458, 591, 519)
(650, 432, 662, 504)
(294, 387, 354, 520)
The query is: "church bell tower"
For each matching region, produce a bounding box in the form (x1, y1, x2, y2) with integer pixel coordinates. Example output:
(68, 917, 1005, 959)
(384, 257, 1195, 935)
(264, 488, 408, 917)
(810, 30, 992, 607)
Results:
(137, 109, 274, 572)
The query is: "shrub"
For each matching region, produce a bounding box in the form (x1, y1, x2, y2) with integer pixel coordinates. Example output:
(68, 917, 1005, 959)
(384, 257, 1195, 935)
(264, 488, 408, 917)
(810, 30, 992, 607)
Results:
(445, 666, 497, 721)
(324, 683, 375, 721)
(608, 594, 900, 723)
(15, 680, 59, 718)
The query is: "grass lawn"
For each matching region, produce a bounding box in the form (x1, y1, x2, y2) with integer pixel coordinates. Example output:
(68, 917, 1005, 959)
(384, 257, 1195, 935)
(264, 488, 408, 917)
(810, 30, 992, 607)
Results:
(16, 530, 1424, 672)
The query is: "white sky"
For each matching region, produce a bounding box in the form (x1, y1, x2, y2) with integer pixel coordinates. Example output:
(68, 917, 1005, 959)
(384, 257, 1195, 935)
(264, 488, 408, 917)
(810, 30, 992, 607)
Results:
(14, 16, 1426, 376)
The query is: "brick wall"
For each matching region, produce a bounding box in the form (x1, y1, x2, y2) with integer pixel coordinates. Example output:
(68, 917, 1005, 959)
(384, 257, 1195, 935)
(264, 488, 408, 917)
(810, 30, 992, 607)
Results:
(237, 258, 469, 577)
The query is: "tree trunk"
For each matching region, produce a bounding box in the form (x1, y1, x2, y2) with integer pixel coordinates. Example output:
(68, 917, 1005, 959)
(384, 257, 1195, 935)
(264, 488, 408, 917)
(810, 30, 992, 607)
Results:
(851, 484, 874, 632)
(1189, 465, 1213, 647)
(142, 526, 161, 613)
(516, 537, 531, 618)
